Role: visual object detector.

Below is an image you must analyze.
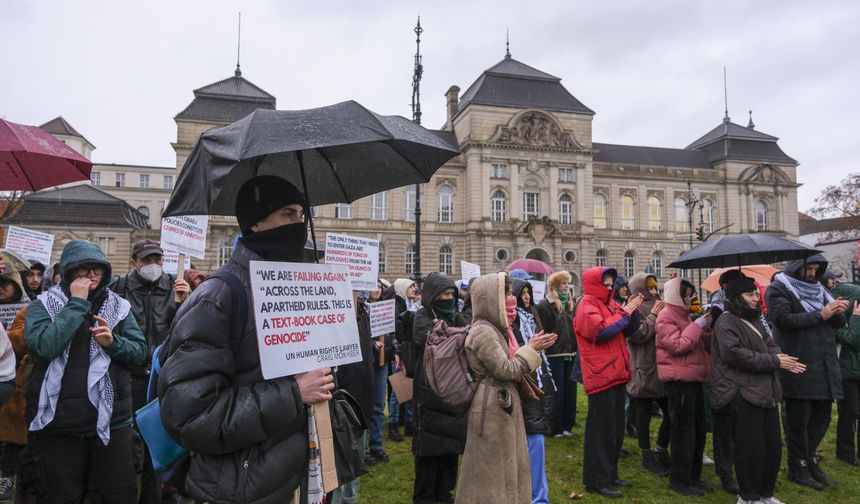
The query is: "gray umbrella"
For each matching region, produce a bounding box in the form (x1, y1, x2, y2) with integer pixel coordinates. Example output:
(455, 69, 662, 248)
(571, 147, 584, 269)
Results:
(163, 100, 459, 217)
(668, 233, 822, 269)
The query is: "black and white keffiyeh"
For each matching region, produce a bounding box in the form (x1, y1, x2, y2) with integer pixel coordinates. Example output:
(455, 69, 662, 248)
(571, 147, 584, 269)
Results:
(29, 285, 130, 445)
(516, 307, 554, 390)
(774, 272, 833, 314)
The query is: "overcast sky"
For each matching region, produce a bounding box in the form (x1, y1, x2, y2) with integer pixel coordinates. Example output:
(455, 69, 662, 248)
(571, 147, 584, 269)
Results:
(3, 1, 857, 213)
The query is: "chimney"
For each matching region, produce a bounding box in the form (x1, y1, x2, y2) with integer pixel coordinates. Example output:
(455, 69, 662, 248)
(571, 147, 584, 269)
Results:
(445, 85, 460, 131)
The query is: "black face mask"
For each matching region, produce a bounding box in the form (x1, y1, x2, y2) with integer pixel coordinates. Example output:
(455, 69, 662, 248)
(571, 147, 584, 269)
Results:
(240, 222, 308, 262)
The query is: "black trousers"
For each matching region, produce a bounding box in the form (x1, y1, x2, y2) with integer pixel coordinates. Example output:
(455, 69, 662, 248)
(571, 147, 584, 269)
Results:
(548, 356, 577, 433)
(582, 384, 625, 488)
(632, 397, 670, 451)
(837, 379, 860, 461)
(783, 398, 832, 466)
(732, 396, 781, 501)
(26, 427, 137, 504)
(413, 454, 458, 503)
(132, 375, 161, 504)
(665, 381, 705, 487)
(712, 403, 735, 478)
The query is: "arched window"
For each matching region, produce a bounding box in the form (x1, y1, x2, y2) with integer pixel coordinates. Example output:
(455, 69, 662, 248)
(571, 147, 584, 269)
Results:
(378, 243, 387, 273)
(218, 235, 234, 268)
(137, 206, 150, 221)
(335, 203, 352, 219)
(594, 194, 607, 229)
(405, 244, 416, 275)
(624, 250, 636, 277)
(491, 190, 507, 222)
(438, 185, 454, 223)
(675, 197, 688, 232)
(439, 246, 453, 275)
(703, 199, 715, 234)
(650, 251, 663, 277)
(559, 194, 573, 224)
(755, 200, 769, 231)
(647, 196, 662, 231)
(620, 195, 635, 230)
(596, 249, 608, 267)
(371, 192, 388, 220)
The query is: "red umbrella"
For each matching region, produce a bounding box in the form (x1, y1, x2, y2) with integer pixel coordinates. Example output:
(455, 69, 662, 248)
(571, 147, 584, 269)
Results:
(506, 258, 554, 275)
(0, 119, 93, 191)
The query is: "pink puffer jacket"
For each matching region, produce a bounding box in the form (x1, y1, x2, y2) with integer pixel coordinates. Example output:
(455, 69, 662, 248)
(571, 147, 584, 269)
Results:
(655, 278, 711, 383)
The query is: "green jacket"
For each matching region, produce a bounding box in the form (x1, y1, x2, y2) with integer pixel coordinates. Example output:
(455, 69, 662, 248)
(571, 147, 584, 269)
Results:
(833, 283, 860, 381)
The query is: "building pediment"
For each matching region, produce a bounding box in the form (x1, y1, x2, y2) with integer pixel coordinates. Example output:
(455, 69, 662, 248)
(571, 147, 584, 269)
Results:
(740, 164, 792, 185)
(519, 216, 562, 244)
(489, 110, 584, 149)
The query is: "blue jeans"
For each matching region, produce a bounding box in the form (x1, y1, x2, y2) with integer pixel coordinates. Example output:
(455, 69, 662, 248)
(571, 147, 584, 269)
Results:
(388, 364, 412, 425)
(330, 430, 367, 504)
(527, 434, 550, 504)
(370, 363, 389, 451)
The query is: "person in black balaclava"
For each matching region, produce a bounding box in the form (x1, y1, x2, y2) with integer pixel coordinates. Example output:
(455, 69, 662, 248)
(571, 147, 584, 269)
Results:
(158, 176, 336, 504)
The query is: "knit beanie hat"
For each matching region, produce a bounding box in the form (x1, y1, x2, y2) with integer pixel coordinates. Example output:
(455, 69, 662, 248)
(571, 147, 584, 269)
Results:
(689, 295, 702, 314)
(726, 276, 757, 300)
(645, 276, 658, 290)
(235, 175, 308, 234)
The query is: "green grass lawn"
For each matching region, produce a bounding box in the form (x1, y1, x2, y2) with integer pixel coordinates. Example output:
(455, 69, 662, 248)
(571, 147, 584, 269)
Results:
(359, 384, 860, 503)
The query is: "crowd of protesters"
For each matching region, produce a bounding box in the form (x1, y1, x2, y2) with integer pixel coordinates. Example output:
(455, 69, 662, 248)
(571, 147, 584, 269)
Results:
(0, 176, 857, 504)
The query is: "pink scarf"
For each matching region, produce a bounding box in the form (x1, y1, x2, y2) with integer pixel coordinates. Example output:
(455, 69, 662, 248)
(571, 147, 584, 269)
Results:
(505, 296, 520, 357)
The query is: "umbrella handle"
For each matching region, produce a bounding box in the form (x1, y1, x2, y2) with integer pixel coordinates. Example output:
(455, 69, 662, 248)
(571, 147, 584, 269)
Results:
(297, 151, 320, 263)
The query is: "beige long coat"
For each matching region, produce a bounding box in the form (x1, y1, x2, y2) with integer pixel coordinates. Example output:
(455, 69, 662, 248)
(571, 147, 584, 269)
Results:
(455, 273, 542, 504)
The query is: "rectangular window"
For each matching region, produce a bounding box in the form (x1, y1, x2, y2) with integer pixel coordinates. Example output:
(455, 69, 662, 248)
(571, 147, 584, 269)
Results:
(491, 163, 508, 179)
(335, 203, 352, 219)
(559, 168, 573, 183)
(163, 175, 174, 190)
(523, 192, 540, 219)
(115, 173, 125, 188)
(405, 188, 416, 221)
(405, 245, 415, 275)
(371, 192, 388, 220)
(96, 237, 116, 255)
(378, 246, 386, 273)
(90, 171, 101, 187)
(139, 174, 150, 189)
(438, 192, 454, 223)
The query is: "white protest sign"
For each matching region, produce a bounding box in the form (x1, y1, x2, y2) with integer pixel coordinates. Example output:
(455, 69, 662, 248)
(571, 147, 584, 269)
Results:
(460, 261, 480, 280)
(250, 261, 361, 379)
(530, 280, 546, 302)
(369, 299, 396, 338)
(160, 214, 209, 260)
(162, 252, 192, 275)
(4, 226, 54, 265)
(323, 233, 378, 291)
(0, 303, 27, 330)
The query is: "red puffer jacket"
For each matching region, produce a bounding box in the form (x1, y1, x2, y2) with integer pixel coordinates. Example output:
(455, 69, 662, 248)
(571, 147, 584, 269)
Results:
(655, 277, 711, 383)
(574, 267, 631, 395)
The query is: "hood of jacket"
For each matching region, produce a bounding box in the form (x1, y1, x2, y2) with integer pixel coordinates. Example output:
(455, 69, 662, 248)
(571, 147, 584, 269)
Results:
(470, 273, 506, 331)
(628, 273, 658, 302)
(59, 240, 112, 298)
(421, 272, 457, 318)
(832, 282, 860, 304)
(513, 279, 534, 310)
(0, 250, 31, 304)
(662, 277, 688, 309)
(394, 278, 415, 302)
(784, 253, 828, 281)
(582, 266, 616, 304)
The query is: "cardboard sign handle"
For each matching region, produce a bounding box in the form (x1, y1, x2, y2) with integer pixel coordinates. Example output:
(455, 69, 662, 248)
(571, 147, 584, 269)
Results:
(175, 254, 185, 303)
(378, 335, 385, 366)
(313, 400, 339, 493)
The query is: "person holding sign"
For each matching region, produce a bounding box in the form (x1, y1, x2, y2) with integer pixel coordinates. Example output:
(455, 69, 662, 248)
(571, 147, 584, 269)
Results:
(158, 176, 335, 503)
(22, 240, 146, 502)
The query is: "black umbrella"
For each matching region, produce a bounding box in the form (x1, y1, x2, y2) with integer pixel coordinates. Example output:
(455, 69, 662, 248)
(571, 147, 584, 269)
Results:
(164, 100, 459, 216)
(668, 233, 822, 270)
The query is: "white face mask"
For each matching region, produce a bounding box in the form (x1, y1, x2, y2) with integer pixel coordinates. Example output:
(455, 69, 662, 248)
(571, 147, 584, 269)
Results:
(138, 263, 163, 283)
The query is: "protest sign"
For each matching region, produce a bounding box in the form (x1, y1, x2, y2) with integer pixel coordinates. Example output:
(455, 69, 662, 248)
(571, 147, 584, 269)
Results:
(323, 233, 378, 291)
(162, 252, 191, 275)
(4, 226, 54, 265)
(250, 261, 361, 379)
(460, 261, 480, 280)
(388, 369, 413, 403)
(160, 214, 209, 259)
(531, 280, 546, 302)
(0, 303, 27, 330)
(369, 299, 395, 338)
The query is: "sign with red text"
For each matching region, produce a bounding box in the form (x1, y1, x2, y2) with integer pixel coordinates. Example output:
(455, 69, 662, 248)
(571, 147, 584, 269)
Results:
(0, 303, 27, 330)
(369, 299, 396, 338)
(250, 261, 361, 379)
(160, 213, 208, 259)
(4, 226, 54, 265)
(162, 252, 192, 275)
(324, 233, 378, 291)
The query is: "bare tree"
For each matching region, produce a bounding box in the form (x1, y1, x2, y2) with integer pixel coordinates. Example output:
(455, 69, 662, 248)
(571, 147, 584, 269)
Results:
(0, 190, 28, 223)
(808, 173, 860, 218)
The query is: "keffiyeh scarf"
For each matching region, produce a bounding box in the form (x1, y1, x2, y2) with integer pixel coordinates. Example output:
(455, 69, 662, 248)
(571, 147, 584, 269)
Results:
(516, 307, 554, 390)
(774, 272, 833, 314)
(29, 285, 130, 445)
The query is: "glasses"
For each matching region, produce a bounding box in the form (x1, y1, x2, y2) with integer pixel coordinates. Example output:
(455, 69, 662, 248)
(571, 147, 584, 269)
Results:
(0, 278, 13, 287)
(76, 266, 105, 276)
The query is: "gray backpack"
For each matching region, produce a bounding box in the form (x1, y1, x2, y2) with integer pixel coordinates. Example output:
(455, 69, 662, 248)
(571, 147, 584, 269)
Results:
(423, 319, 476, 411)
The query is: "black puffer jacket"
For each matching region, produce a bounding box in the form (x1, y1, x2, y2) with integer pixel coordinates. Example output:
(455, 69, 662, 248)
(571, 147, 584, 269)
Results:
(511, 280, 555, 435)
(766, 254, 845, 401)
(335, 299, 374, 423)
(411, 272, 467, 457)
(158, 243, 306, 504)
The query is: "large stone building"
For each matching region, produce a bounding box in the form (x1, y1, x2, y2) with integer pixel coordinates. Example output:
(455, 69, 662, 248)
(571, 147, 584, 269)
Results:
(29, 54, 802, 286)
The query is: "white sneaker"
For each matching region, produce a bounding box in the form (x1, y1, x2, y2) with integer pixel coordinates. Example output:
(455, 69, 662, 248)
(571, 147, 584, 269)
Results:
(562, 430, 572, 437)
(736, 498, 763, 504)
(761, 497, 786, 504)
(552, 433, 564, 438)
(702, 452, 715, 465)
